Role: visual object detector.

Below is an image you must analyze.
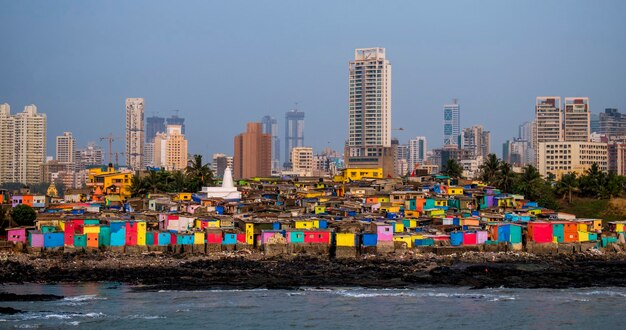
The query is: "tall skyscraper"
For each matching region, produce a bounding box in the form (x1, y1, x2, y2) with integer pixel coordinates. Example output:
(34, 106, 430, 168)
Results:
(461, 125, 491, 159)
(590, 113, 600, 134)
(563, 97, 590, 142)
(261, 115, 281, 171)
(0, 103, 15, 184)
(211, 153, 233, 179)
(233, 122, 272, 179)
(14, 105, 47, 184)
(534, 96, 562, 145)
(284, 109, 304, 168)
(443, 99, 460, 146)
(408, 136, 427, 171)
(347, 47, 391, 150)
(345, 47, 395, 176)
(153, 125, 188, 171)
(56, 132, 76, 164)
(166, 113, 185, 134)
(125, 98, 144, 170)
(599, 108, 625, 137)
(146, 116, 166, 142)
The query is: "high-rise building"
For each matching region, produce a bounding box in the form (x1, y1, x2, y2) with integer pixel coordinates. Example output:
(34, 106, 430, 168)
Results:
(291, 147, 314, 176)
(534, 96, 562, 166)
(599, 108, 625, 137)
(563, 97, 590, 142)
(211, 153, 233, 179)
(345, 47, 395, 176)
(590, 113, 600, 134)
(284, 109, 304, 168)
(56, 132, 76, 164)
(74, 143, 103, 168)
(233, 122, 272, 179)
(347, 48, 391, 150)
(503, 138, 531, 167)
(166, 113, 185, 134)
(14, 105, 47, 184)
(443, 99, 461, 146)
(126, 98, 145, 170)
(461, 126, 491, 159)
(261, 115, 281, 172)
(408, 136, 427, 171)
(146, 116, 166, 142)
(153, 125, 188, 171)
(519, 121, 534, 143)
(144, 142, 155, 167)
(0, 103, 15, 184)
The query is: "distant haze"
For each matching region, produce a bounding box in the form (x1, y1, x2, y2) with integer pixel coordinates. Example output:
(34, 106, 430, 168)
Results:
(1, 0, 625, 161)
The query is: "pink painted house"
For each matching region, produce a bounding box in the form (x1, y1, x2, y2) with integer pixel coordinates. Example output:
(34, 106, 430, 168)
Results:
(7, 227, 28, 243)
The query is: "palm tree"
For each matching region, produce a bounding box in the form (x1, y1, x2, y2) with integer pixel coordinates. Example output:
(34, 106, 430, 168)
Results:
(513, 165, 542, 200)
(479, 154, 501, 185)
(186, 154, 214, 191)
(169, 170, 188, 193)
(442, 159, 464, 179)
(556, 172, 579, 204)
(129, 175, 147, 197)
(496, 162, 516, 193)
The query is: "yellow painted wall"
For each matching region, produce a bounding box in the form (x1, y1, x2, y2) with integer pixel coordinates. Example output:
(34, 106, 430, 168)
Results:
(394, 222, 405, 233)
(342, 168, 383, 182)
(246, 223, 254, 245)
(393, 235, 412, 248)
(194, 232, 205, 245)
(405, 210, 420, 218)
(315, 206, 326, 214)
(136, 222, 146, 246)
(83, 226, 100, 234)
(336, 233, 356, 247)
(295, 221, 314, 229)
(448, 188, 463, 195)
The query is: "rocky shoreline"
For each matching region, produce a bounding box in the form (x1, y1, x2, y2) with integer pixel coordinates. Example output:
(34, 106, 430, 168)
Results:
(2, 251, 626, 290)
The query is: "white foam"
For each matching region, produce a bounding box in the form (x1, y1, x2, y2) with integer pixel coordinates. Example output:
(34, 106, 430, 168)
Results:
(63, 295, 107, 302)
(578, 290, 626, 298)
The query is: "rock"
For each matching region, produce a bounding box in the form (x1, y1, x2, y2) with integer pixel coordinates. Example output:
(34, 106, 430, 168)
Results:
(0, 307, 23, 314)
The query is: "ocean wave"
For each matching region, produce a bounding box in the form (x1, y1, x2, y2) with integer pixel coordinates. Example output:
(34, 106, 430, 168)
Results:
(18, 312, 105, 321)
(329, 289, 517, 301)
(64, 295, 108, 302)
(577, 290, 626, 298)
(125, 314, 167, 320)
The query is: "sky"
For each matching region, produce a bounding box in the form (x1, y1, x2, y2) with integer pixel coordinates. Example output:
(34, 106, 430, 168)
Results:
(1, 0, 625, 163)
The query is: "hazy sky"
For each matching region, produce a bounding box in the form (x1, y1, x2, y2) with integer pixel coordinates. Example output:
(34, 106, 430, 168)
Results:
(1, 0, 625, 162)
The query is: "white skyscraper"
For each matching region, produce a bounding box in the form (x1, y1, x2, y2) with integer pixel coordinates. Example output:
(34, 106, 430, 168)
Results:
(347, 47, 391, 152)
(443, 99, 460, 146)
(563, 97, 590, 142)
(345, 48, 395, 176)
(14, 105, 47, 184)
(408, 136, 427, 171)
(0, 103, 15, 184)
(125, 98, 144, 170)
(56, 132, 76, 164)
(461, 125, 491, 159)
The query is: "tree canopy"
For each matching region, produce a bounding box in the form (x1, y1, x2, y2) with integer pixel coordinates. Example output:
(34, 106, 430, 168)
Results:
(11, 204, 37, 227)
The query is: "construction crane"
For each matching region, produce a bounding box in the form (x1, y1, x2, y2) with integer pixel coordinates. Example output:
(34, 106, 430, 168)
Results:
(114, 152, 126, 166)
(99, 134, 121, 165)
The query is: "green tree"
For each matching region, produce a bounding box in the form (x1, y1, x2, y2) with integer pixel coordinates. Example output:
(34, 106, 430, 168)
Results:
(169, 171, 188, 193)
(555, 172, 579, 204)
(10, 204, 37, 226)
(579, 163, 605, 198)
(186, 154, 214, 191)
(442, 159, 463, 179)
(479, 154, 501, 186)
(513, 165, 542, 200)
(495, 162, 516, 193)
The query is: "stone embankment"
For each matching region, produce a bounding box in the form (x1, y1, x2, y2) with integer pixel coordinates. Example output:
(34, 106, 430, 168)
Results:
(2, 250, 626, 290)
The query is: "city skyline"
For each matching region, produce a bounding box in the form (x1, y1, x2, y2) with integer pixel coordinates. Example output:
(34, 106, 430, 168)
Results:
(1, 1, 625, 162)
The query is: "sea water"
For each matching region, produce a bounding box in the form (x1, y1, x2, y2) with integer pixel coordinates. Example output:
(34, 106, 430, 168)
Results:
(1, 283, 625, 329)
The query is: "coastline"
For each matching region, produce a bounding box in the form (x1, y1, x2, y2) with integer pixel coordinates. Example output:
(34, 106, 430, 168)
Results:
(2, 251, 626, 291)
